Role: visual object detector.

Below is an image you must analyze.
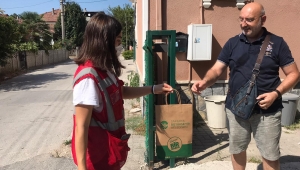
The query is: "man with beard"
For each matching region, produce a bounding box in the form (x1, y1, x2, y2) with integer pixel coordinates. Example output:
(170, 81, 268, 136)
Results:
(191, 2, 299, 170)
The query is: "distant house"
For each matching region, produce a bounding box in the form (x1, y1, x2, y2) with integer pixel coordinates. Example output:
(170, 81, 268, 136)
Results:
(0, 14, 9, 17)
(41, 8, 61, 35)
(82, 8, 104, 21)
(0, 13, 23, 25)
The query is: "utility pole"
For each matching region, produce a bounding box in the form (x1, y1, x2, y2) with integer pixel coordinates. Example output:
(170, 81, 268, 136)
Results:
(60, 0, 65, 40)
(125, 12, 127, 50)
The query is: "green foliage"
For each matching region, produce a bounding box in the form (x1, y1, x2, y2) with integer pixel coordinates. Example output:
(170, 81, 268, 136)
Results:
(126, 71, 139, 87)
(0, 16, 21, 66)
(126, 71, 140, 102)
(19, 11, 52, 52)
(107, 4, 134, 50)
(63, 139, 72, 146)
(0, 11, 54, 66)
(9, 13, 19, 19)
(248, 157, 262, 164)
(16, 42, 39, 52)
(53, 39, 75, 51)
(54, 1, 87, 48)
(122, 50, 134, 60)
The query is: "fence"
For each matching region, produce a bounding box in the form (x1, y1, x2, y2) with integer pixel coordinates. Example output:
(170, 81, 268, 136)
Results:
(0, 49, 69, 74)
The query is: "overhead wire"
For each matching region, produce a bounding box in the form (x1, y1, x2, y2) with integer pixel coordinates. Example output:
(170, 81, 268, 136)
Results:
(1, 0, 108, 10)
(75, 0, 108, 4)
(1, 0, 54, 9)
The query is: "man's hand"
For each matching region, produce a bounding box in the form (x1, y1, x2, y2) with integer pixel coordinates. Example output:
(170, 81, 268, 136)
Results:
(256, 91, 278, 110)
(190, 61, 227, 95)
(191, 80, 207, 95)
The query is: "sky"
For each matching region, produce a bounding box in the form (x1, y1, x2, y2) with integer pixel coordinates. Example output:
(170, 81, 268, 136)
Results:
(0, 0, 132, 15)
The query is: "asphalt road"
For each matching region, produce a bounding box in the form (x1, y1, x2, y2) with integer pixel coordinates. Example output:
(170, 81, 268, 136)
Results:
(0, 61, 77, 170)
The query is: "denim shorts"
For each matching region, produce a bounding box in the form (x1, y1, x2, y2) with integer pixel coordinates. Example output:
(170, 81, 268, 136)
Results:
(226, 108, 282, 161)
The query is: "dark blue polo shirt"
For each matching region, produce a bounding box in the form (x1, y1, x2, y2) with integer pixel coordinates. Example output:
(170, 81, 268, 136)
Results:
(218, 27, 295, 113)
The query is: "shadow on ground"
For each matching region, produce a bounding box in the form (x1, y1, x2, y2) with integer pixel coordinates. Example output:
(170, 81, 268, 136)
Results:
(0, 72, 72, 91)
(0, 60, 75, 91)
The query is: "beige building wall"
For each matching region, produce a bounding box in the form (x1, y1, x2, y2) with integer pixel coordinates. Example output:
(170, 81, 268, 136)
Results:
(262, 0, 299, 78)
(135, 0, 145, 78)
(135, 0, 300, 83)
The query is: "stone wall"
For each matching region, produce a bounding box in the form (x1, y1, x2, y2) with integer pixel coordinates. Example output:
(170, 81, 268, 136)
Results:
(0, 49, 69, 74)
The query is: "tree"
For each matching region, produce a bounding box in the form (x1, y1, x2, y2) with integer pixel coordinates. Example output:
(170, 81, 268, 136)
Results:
(19, 12, 52, 52)
(0, 16, 21, 66)
(9, 13, 20, 19)
(108, 4, 134, 50)
(54, 1, 86, 48)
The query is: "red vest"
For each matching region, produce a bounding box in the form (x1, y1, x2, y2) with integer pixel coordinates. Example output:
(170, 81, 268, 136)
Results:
(71, 61, 129, 170)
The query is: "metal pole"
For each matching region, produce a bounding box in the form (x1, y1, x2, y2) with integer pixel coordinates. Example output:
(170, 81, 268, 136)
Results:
(168, 31, 176, 168)
(125, 12, 127, 50)
(60, 0, 65, 40)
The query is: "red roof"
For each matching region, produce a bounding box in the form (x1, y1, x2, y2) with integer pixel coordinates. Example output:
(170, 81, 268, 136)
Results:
(42, 9, 60, 22)
(41, 9, 61, 34)
(0, 14, 9, 17)
(0, 14, 23, 23)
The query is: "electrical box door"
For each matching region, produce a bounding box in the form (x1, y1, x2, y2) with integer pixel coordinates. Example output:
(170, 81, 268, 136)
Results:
(187, 24, 212, 61)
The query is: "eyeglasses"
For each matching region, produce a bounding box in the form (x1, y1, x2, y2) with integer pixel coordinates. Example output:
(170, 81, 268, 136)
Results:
(238, 15, 264, 24)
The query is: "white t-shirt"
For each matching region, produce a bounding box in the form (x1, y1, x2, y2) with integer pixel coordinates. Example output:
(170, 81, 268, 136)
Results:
(73, 71, 118, 111)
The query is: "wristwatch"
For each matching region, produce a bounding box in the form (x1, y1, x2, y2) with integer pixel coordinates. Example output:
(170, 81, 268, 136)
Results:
(274, 89, 282, 99)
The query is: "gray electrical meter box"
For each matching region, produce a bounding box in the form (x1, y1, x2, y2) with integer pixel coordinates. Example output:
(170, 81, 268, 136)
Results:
(187, 24, 212, 61)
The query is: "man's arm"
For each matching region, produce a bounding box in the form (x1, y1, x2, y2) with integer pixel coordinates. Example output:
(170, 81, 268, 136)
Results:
(257, 63, 300, 109)
(276, 63, 300, 95)
(191, 60, 227, 94)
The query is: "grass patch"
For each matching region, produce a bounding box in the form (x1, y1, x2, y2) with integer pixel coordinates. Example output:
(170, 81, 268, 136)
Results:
(284, 112, 300, 130)
(125, 116, 146, 136)
(248, 157, 262, 164)
(63, 139, 72, 146)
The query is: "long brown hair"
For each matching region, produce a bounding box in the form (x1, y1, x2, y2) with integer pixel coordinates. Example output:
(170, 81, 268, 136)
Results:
(74, 13, 125, 76)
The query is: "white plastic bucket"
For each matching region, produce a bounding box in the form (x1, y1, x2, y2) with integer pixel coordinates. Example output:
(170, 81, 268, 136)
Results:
(204, 95, 227, 128)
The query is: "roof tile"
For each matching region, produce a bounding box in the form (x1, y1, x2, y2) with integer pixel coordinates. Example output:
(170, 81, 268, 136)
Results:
(42, 9, 60, 22)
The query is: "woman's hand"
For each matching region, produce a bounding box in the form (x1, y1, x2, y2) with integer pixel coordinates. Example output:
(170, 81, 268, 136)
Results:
(153, 83, 173, 94)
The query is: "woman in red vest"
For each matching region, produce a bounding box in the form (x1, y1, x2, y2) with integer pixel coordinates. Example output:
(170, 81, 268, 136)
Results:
(71, 13, 173, 170)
